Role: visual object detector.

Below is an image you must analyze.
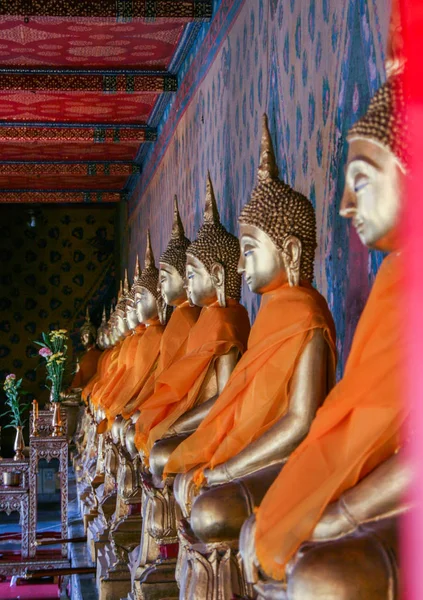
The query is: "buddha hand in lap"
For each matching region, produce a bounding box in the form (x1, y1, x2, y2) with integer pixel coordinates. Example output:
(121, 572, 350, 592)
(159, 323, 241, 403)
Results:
(240, 74, 408, 599)
(164, 115, 336, 599)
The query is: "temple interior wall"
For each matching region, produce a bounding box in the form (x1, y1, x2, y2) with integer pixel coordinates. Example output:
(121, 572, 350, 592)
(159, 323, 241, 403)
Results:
(126, 0, 390, 375)
(0, 205, 116, 409)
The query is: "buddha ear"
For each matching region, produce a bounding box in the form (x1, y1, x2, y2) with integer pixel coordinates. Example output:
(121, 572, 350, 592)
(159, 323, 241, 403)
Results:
(210, 262, 227, 307)
(282, 235, 302, 287)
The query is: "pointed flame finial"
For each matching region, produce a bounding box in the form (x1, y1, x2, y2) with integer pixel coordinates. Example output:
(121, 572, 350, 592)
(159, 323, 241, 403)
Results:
(171, 195, 185, 239)
(144, 230, 155, 268)
(133, 255, 141, 282)
(117, 280, 123, 302)
(101, 306, 106, 323)
(204, 171, 220, 225)
(257, 114, 279, 182)
(85, 306, 90, 321)
(123, 269, 129, 295)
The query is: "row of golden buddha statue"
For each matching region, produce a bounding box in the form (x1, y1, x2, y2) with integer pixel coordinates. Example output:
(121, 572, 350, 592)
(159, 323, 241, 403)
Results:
(71, 71, 409, 600)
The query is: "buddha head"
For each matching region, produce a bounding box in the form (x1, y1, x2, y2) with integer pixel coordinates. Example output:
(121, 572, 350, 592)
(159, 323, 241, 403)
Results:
(126, 257, 142, 330)
(340, 74, 407, 251)
(159, 195, 190, 307)
(96, 307, 107, 350)
(108, 301, 119, 345)
(238, 114, 316, 293)
(114, 272, 131, 339)
(102, 317, 112, 349)
(186, 173, 242, 307)
(134, 231, 161, 325)
(80, 307, 97, 349)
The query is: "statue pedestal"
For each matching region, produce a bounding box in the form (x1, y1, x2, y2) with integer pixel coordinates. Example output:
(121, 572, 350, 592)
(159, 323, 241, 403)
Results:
(133, 559, 179, 600)
(176, 521, 250, 600)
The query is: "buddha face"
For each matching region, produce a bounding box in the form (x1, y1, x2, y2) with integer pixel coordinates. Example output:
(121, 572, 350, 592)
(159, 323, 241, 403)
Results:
(135, 287, 158, 324)
(81, 330, 95, 349)
(340, 138, 404, 251)
(115, 311, 129, 337)
(238, 224, 290, 294)
(185, 254, 218, 307)
(125, 300, 139, 330)
(159, 262, 187, 307)
(109, 320, 120, 343)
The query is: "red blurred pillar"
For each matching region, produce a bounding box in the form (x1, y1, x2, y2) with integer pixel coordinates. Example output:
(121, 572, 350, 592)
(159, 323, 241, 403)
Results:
(401, 1, 423, 599)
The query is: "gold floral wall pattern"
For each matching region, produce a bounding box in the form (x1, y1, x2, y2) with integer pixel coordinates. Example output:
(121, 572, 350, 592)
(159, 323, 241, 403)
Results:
(0, 205, 116, 407)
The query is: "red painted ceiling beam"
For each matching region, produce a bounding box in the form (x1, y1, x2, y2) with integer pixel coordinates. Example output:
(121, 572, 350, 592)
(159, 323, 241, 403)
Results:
(0, 124, 156, 143)
(0, 162, 140, 176)
(0, 71, 177, 93)
(0, 191, 124, 203)
(0, 0, 212, 20)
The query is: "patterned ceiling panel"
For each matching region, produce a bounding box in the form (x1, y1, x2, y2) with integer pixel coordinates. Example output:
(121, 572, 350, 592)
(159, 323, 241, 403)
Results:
(0, 1, 212, 20)
(0, 5, 209, 202)
(0, 142, 140, 161)
(0, 175, 126, 190)
(0, 19, 184, 68)
(0, 90, 159, 122)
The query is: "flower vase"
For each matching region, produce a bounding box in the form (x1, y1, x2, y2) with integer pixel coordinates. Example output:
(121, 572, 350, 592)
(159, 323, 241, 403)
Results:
(13, 426, 24, 461)
(52, 403, 63, 437)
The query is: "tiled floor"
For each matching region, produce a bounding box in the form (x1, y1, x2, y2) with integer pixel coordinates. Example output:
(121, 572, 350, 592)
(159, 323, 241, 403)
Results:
(67, 470, 98, 600)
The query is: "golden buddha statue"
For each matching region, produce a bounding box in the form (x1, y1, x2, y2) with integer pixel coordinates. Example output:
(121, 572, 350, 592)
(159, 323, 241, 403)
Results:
(239, 74, 409, 599)
(130, 176, 250, 599)
(104, 232, 164, 423)
(62, 309, 101, 417)
(126, 196, 201, 424)
(134, 173, 250, 462)
(163, 114, 337, 599)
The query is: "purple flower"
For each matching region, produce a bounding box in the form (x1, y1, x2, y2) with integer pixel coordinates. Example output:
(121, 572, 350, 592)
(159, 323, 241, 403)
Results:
(39, 347, 52, 358)
(5, 373, 16, 381)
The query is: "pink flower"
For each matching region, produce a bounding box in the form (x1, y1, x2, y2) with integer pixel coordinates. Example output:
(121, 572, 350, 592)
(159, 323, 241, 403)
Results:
(39, 347, 52, 358)
(5, 373, 16, 381)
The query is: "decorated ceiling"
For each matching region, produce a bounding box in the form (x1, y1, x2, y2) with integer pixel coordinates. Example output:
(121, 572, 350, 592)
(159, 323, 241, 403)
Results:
(0, 0, 212, 203)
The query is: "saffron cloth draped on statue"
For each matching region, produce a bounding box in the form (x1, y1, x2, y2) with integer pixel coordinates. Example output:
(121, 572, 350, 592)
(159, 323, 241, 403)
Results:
(71, 346, 102, 390)
(105, 323, 163, 420)
(254, 252, 403, 580)
(165, 283, 336, 483)
(81, 348, 111, 403)
(122, 302, 201, 418)
(135, 300, 250, 455)
(96, 325, 145, 411)
(90, 340, 123, 407)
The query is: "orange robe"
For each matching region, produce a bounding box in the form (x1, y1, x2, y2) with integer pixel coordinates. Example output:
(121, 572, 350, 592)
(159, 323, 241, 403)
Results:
(90, 341, 123, 406)
(71, 346, 102, 389)
(97, 325, 146, 411)
(135, 300, 250, 455)
(122, 302, 201, 419)
(106, 322, 164, 420)
(165, 283, 336, 483)
(81, 348, 112, 404)
(255, 252, 403, 580)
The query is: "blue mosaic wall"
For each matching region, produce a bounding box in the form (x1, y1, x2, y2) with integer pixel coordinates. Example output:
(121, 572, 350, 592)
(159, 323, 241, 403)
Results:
(127, 0, 390, 376)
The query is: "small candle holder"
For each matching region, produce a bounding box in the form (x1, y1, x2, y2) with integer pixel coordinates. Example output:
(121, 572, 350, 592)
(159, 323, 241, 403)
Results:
(32, 399, 39, 437)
